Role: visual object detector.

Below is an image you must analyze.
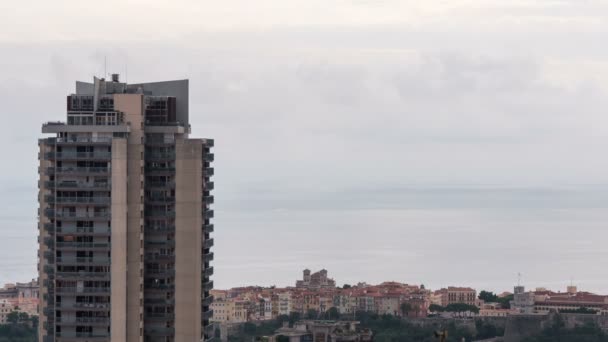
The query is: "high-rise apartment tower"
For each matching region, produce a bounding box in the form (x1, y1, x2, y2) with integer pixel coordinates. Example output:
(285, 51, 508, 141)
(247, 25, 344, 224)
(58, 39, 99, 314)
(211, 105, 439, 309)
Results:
(37, 75, 214, 342)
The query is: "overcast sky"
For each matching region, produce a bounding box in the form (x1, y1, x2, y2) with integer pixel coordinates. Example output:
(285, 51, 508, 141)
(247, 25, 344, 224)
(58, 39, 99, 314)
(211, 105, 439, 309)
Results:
(1, 0, 607, 292)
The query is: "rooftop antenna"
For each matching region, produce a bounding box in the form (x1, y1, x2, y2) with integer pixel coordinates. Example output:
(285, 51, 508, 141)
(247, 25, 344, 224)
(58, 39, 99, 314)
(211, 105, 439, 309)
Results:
(104, 56, 107, 79)
(517, 272, 522, 286)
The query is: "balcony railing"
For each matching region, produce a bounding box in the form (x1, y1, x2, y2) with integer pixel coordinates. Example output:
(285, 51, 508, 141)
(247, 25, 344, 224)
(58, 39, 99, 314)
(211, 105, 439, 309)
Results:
(205, 181, 214, 190)
(203, 224, 214, 233)
(56, 242, 110, 249)
(145, 312, 175, 320)
(204, 266, 214, 277)
(203, 195, 214, 204)
(56, 227, 111, 235)
(49, 181, 110, 189)
(203, 280, 214, 292)
(146, 181, 175, 188)
(204, 210, 214, 219)
(56, 271, 110, 279)
(146, 210, 176, 218)
(56, 197, 110, 204)
(203, 252, 214, 262)
(203, 153, 214, 162)
(203, 238, 214, 249)
(144, 327, 175, 336)
(55, 167, 110, 174)
(146, 152, 175, 160)
(56, 257, 111, 265)
(56, 331, 110, 338)
(56, 137, 113, 144)
(46, 152, 112, 160)
(203, 168, 214, 177)
(56, 287, 111, 294)
(55, 212, 110, 219)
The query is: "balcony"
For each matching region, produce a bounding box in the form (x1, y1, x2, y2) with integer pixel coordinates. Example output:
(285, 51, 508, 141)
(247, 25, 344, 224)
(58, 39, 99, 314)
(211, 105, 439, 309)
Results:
(204, 266, 214, 277)
(43, 222, 55, 232)
(56, 257, 111, 265)
(55, 167, 110, 175)
(56, 271, 110, 279)
(145, 225, 175, 234)
(205, 181, 214, 190)
(56, 136, 113, 144)
(202, 309, 213, 320)
(203, 224, 214, 233)
(55, 331, 110, 339)
(144, 327, 175, 336)
(145, 312, 175, 320)
(203, 280, 213, 292)
(146, 181, 175, 188)
(146, 255, 174, 264)
(203, 209, 214, 219)
(56, 242, 110, 249)
(43, 237, 55, 247)
(202, 296, 214, 306)
(56, 197, 110, 205)
(145, 239, 175, 247)
(144, 298, 174, 305)
(203, 195, 214, 205)
(145, 195, 175, 204)
(45, 151, 112, 160)
(203, 252, 214, 263)
(52, 181, 111, 190)
(203, 168, 214, 177)
(146, 210, 176, 218)
(203, 238, 214, 249)
(146, 269, 175, 278)
(146, 152, 175, 160)
(145, 283, 173, 291)
(202, 139, 214, 148)
(145, 166, 176, 173)
(56, 227, 111, 236)
(56, 316, 110, 326)
(203, 153, 214, 162)
(56, 287, 110, 295)
(55, 212, 110, 220)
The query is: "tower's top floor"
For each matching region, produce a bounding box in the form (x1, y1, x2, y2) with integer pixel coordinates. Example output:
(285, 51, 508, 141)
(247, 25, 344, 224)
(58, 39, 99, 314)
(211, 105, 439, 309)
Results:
(42, 75, 189, 133)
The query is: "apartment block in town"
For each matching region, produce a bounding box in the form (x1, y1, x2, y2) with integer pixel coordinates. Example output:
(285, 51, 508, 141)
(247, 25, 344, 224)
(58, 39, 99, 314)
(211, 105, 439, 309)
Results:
(38, 75, 214, 342)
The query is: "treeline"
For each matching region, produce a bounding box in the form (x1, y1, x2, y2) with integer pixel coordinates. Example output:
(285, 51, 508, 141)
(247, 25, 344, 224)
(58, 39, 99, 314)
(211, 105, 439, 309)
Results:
(522, 315, 608, 342)
(0, 312, 38, 342)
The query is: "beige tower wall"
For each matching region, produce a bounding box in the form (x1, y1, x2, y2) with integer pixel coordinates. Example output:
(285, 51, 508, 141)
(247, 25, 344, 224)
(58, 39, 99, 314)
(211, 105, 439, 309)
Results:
(174, 139, 203, 342)
(37, 141, 52, 342)
(114, 94, 145, 342)
(110, 138, 129, 342)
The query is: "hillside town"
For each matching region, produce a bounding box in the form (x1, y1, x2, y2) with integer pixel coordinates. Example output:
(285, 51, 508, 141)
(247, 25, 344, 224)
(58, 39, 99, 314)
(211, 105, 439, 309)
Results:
(209, 269, 608, 325)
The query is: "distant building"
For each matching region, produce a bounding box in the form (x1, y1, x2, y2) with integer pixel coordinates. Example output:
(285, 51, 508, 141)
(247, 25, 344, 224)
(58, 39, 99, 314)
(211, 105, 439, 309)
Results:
(435, 287, 477, 307)
(511, 285, 535, 314)
(0, 280, 39, 317)
(296, 269, 336, 290)
(533, 286, 608, 314)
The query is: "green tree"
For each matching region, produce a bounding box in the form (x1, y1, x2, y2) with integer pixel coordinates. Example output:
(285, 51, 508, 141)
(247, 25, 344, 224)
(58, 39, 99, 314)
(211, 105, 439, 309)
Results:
(326, 307, 340, 320)
(478, 290, 498, 302)
(400, 303, 413, 317)
(306, 309, 319, 319)
(342, 284, 352, 289)
(6, 311, 19, 324)
(429, 304, 445, 312)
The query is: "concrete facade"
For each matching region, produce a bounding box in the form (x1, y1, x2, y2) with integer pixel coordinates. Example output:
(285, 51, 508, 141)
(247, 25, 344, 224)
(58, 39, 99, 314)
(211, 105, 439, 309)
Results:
(38, 75, 214, 342)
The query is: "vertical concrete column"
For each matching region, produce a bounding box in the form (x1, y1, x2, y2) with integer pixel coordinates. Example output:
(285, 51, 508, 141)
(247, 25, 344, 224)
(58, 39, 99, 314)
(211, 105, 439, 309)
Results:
(37, 141, 52, 342)
(114, 94, 145, 342)
(110, 138, 128, 342)
(174, 139, 203, 342)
